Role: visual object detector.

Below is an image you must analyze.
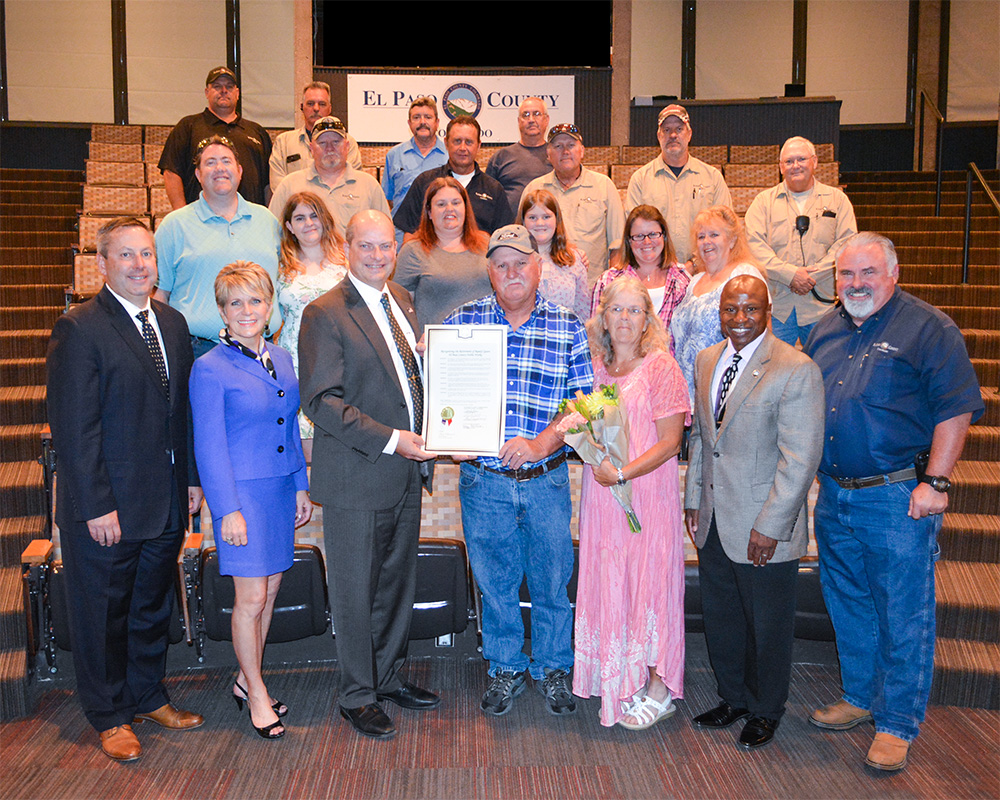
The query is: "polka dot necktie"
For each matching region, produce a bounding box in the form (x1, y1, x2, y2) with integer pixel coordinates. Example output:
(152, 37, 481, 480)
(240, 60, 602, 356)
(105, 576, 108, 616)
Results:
(380, 294, 423, 433)
(714, 353, 741, 429)
(137, 309, 169, 399)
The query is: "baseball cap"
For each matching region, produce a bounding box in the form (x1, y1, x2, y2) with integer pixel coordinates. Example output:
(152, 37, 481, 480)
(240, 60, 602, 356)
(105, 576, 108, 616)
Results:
(206, 66, 238, 86)
(657, 104, 690, 127)
(487, 225, 536, 258)
(312, 116, 348, 138)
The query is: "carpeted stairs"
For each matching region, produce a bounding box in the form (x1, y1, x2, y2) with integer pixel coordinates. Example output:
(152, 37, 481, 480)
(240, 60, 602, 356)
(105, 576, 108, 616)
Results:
(844, 168, 1000, 709)
(0, 168, 79, 719)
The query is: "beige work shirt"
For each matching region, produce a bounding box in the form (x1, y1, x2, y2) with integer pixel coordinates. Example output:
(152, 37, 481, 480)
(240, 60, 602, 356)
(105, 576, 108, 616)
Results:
(522, 168, 625, 287)
(268, 165, 390, 236)
(744, 180, 857, 325)
(626, 154, 732, 265)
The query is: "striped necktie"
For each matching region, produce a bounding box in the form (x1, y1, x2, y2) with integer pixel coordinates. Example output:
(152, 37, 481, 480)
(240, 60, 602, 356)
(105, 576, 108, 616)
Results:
(380, 293, 423, 433)
(714, 353, 741, 429)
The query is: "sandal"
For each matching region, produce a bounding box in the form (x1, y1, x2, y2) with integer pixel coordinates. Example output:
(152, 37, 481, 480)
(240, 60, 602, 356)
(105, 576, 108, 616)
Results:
(618, 692, 676, 730)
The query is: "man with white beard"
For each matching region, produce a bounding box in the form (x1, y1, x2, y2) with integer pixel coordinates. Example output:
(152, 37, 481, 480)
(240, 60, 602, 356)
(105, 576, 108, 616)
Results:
(802, 232, 983, 773)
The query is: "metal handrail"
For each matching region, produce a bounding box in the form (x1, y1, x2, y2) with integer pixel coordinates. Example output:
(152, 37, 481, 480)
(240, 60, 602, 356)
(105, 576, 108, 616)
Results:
(917, 90, 946, 215)
(962, 162, 1000, 285)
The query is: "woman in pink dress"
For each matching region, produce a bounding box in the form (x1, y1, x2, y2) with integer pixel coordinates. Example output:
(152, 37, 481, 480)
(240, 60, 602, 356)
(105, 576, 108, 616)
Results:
(572, 275, 690, 729)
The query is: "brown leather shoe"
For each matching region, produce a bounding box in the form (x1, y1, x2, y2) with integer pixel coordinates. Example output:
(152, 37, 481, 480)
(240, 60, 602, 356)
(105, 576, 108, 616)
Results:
(865, 732, 909, 771)
(100, 724, 142, 761)
(809, 699, 873, 730)
(134, 703, 204, 730)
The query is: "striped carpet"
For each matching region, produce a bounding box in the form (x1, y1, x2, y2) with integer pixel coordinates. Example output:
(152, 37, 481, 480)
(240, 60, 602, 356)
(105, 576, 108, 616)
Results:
(1, 643, 997, 800)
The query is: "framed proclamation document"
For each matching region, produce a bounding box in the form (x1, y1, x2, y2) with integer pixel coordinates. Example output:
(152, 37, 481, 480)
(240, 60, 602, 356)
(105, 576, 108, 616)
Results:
(422, 324, 507, 456)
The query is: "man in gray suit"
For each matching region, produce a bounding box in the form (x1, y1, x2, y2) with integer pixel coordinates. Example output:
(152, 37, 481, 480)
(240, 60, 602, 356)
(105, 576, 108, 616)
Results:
(298, 209, 438, 740)
(684, 275, 824, 750)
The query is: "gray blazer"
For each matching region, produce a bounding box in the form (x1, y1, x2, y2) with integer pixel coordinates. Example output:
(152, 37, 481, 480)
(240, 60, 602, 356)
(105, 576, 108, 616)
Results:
(298, 277, 428, 510)
(684, 330, 824, 564)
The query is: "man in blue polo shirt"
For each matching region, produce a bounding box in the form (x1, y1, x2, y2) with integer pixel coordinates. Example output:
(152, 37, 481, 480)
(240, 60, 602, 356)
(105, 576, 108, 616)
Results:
(803, 232, 983, 773)
(155, 136, 281, 358)
(444, 225, 593, 718)
(383, 97, 448, 246)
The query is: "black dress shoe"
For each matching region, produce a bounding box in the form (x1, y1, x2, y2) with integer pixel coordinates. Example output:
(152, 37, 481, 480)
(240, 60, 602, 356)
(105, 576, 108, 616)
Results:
(692, 702, 751, 729)
(340, 703, 396, 739)
(376, 682, 441, 710)
(738, 716, 780, 749)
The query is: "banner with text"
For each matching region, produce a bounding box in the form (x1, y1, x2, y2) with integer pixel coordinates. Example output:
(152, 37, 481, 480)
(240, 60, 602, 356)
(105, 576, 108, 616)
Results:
(347, 74, 576, 144)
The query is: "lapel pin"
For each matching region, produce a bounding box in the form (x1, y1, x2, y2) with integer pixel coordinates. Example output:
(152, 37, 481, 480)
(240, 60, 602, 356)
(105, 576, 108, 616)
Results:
(752, 369, 760, 377)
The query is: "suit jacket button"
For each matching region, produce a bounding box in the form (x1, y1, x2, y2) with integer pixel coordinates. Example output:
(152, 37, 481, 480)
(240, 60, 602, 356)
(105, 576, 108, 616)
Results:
(713, 452, 720, 458)
(277, 445, 285, 453)
(278, 390, 285, 397)
(277, 418, 284, 424)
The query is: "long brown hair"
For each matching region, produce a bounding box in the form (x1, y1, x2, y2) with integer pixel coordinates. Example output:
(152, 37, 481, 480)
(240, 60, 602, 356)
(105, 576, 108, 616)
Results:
(278, 191, 345, 282)
(621, 204, 677, 270)
(518, 189, 576, 267)
(414, 177, 487, 254)
(690, 205, 761, 275)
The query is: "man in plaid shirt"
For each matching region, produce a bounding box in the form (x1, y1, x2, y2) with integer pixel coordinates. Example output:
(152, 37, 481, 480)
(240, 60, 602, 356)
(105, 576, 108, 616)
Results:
(444, 225, 593, 719)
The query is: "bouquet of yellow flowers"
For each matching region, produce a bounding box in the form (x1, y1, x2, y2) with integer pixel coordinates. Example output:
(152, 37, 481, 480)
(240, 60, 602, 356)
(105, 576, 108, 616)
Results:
(558, 384, 640, 533)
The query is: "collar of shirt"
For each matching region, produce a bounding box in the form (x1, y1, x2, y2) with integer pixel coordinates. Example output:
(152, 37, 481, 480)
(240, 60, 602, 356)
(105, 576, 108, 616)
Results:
(194, 192, 252, 222)
(105, 285, 170, 374)
(835, 285, 902, 332)
(546, 168, 591, 191)
(655, 154, 699, 179)
(307, 164, 356, 190)
(202, 107, 243, 128)
(406, 137, 446, 156)
(347, 273, 420, 429)
(710, 330, 766, 406)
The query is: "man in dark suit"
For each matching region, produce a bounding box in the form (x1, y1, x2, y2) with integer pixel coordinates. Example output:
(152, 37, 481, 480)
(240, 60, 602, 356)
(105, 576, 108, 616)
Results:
(684, 275, 824, 750)
(298, 209, 438, 740)
(46, 218, 204, 762)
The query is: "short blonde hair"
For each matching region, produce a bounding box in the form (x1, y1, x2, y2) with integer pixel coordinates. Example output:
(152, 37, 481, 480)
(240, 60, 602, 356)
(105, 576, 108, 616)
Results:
(214, 261, 274, 308)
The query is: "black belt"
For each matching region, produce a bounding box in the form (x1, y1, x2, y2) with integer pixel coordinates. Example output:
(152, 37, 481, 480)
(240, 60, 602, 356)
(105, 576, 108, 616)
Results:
(824, 467, 917, 490)
(482, 453, 567, 482)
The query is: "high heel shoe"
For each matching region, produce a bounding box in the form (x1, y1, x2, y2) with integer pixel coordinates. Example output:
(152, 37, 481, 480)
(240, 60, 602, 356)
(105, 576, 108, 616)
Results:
(249, 711, 285, 740)
(233, 681, 288, 717)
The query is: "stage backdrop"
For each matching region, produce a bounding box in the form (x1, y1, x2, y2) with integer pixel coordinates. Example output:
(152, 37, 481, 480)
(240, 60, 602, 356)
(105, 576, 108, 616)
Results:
(346, 74, 576, 144)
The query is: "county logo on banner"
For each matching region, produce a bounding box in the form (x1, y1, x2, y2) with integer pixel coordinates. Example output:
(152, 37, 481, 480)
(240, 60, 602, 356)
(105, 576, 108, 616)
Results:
(347, 74, 576, 143)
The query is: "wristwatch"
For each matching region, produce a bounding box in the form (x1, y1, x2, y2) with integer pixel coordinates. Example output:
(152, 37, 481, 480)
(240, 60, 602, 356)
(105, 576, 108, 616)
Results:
(616, 468, 626, 485)
(920, 475, 951, 493)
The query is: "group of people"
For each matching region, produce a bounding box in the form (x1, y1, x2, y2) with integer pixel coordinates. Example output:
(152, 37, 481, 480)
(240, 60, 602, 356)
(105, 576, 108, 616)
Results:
(45, 77, 984, 778)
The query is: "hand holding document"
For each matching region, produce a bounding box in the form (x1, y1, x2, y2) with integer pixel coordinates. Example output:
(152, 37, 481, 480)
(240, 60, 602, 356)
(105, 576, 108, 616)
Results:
(422, 325, 507, 457)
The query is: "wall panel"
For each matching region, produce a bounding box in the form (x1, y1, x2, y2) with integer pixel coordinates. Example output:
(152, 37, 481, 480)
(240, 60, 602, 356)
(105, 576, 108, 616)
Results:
(125, 0, 227, 125)
(807, 0, 908, 125)
(948, 0, 1000, 122)
(629, 0, 683, 100)
(6, 0, 113, 122)
(240, 0, 296, 127)
(696, 0, 793, 101)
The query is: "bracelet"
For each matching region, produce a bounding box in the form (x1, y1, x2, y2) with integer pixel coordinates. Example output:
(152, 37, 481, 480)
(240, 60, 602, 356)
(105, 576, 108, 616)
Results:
(616, 467, 626, 485)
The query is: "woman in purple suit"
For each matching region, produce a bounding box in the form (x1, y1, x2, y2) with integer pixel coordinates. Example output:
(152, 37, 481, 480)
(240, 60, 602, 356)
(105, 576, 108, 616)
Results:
(190, 261, 311, 740)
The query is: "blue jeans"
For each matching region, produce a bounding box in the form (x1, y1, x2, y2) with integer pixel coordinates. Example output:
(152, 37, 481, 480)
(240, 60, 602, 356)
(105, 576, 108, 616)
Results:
(459, 461, 574, 680)
(814, 474, 941, 741)
(771, 308, 815, 348)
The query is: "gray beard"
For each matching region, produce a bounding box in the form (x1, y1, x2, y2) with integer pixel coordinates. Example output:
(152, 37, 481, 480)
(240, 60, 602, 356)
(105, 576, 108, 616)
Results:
(841, 291, 874, 320)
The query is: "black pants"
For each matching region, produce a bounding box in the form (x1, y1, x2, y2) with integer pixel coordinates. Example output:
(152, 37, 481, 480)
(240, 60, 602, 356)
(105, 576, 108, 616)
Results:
(698, 514, 799, 720)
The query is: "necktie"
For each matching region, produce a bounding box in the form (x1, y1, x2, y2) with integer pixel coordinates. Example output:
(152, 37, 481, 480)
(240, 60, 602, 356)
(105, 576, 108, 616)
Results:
(138, 309, 169, 399)
(380, 294, 423, 433)
(714, 352, 741, 428)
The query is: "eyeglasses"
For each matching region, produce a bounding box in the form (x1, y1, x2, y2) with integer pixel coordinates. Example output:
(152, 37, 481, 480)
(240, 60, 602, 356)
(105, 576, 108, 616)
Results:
(519, 110, 547, 119)
(629, 231, 664, 243)
(608, 305, 645, 317)
(780, 156, 814, 167)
